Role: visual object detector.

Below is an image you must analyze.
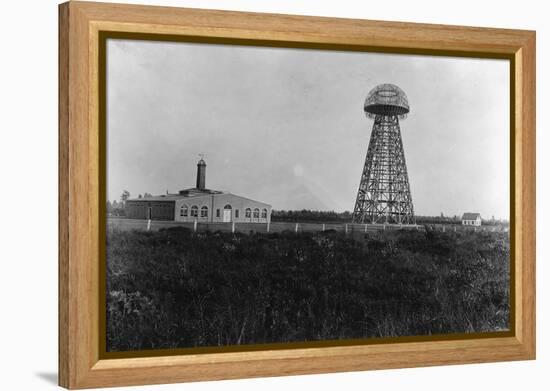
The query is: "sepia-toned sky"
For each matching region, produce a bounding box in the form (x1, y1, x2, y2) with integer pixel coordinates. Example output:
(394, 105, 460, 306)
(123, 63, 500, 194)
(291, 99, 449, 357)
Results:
(107, 39, 509, 219)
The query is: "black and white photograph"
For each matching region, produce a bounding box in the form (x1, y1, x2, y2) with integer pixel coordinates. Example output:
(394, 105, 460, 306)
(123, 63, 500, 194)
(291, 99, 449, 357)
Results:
(105, 38, 510, 352)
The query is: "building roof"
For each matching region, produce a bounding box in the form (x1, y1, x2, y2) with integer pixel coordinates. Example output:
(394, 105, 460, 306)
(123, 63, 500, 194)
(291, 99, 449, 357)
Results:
(127, 188, 220, 202)
(126, 156, 271, 207)
(221, 193, 271, 207)
(126, 189, 271, 207)
(462, 212, 481, 220)
(126, 195, 183, 202)
(178, 187, 221, 196)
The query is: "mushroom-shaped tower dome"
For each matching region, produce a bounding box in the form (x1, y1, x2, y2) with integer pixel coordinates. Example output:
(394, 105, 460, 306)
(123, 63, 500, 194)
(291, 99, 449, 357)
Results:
(364, 83, 409, 119)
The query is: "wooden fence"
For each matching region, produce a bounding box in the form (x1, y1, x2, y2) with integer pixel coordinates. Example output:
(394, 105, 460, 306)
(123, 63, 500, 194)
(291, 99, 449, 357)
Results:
(107, 218, 508, 235)
(107, 218, 422, 234)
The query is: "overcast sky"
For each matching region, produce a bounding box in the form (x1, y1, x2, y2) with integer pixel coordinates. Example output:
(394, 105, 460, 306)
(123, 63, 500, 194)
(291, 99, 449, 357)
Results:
(107, 39, 509, 219)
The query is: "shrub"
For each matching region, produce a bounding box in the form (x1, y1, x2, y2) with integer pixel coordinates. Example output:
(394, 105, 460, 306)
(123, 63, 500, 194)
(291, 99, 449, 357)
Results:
(106, 229, 509, 351)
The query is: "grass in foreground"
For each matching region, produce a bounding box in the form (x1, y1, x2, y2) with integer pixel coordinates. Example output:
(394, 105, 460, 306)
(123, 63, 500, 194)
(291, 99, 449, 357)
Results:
(106, 228, 509, 351)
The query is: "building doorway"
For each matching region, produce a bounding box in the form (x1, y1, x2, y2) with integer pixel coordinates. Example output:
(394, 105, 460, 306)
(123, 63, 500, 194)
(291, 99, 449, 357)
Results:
(223, 204, 232, 222)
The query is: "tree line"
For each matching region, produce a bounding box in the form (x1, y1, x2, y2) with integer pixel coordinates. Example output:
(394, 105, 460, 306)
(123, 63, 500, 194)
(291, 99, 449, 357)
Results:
(107, 190, 507, 226)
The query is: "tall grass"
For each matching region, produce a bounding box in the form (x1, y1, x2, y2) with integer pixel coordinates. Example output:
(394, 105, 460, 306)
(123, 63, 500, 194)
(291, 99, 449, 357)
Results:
(106, 228, 509, 351)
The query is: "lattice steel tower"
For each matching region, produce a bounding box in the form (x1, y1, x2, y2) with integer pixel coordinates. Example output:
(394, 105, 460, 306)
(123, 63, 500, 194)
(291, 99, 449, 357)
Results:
(352, 84, 415, 224)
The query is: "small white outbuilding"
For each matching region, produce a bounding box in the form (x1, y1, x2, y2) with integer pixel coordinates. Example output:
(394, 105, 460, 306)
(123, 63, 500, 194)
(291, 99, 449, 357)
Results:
(461, 212, 481, 226)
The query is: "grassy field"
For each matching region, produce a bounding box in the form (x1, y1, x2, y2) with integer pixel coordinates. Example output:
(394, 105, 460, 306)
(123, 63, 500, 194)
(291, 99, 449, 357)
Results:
(106, 227, 510, 352)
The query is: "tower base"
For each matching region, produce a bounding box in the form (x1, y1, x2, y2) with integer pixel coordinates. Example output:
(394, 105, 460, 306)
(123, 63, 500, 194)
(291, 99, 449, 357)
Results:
(352, 115, 415, 225)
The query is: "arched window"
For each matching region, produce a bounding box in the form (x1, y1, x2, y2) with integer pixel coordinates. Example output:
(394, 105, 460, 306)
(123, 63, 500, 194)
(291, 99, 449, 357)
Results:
(190, 205, 198, 217)
(201, 206, 208, 217)
(253, 208, 260, 218)
(261, 209, 267, 218)
(245, 208, 252, 218)
(180, 204, 188, 217)
(224, 204, 232, 210)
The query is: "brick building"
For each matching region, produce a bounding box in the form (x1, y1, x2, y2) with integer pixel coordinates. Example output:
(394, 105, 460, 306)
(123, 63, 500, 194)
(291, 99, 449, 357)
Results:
(125, 158, 271, 223)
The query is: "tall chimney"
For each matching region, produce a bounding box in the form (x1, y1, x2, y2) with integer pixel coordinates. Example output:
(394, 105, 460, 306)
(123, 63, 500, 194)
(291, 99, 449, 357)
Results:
(196, 158, 206, 190)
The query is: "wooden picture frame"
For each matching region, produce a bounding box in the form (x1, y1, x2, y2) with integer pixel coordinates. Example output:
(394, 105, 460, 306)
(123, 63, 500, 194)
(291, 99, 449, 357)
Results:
(59, 1, 536, 389)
